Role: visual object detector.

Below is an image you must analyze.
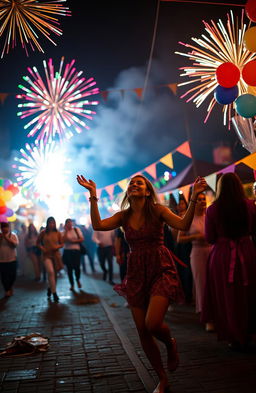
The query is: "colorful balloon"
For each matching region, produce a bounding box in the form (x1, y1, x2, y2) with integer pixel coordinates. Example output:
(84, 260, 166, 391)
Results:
(248, 85, 256, 96)
(235, 94, 256, 118)
(0, 215, 8, 223)
(216, 62, 240, 88)
(5, 208, 14, 217)
(0, 179, 19, 223)
(214, 85, 239, 105)
(245, 0, 256, 23)
(3, 179, 11, 189)
(0, 205, 7, 215)
(7, 214, 17, 223)
(7, 184, 19, 196)
(242, 60, 256, 86)
(244, 26, 256, 53)
(2, 190, 13, 202)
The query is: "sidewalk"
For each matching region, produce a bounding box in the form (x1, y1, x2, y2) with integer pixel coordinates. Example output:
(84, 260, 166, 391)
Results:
(0, 267, 256, 393)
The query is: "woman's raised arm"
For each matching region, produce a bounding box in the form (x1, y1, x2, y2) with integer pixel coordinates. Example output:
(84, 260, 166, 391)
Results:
(76, 175, 123, 231)
(159, 176, 207, 231)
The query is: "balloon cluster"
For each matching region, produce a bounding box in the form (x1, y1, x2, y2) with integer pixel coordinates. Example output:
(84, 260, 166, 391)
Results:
(214, 0, 256, 118)
(0, 179, 19, 223)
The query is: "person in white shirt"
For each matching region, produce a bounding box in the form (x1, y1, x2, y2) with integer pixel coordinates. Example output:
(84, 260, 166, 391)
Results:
(62, 219, 84, 291)
(0, 222, 19, 297)
(92, 230, 115, 285)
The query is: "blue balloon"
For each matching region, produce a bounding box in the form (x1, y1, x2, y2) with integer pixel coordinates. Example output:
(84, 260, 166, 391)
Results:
(214, 85, 238, 105)
(235, 94, 256, 118)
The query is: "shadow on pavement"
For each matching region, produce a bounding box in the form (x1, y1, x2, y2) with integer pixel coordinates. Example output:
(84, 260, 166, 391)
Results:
(70, 289, 100, 305)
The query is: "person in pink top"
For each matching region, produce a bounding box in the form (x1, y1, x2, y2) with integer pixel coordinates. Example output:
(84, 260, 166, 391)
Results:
(77, 173, 206, 393)
(201, 173, 256, 350)
(177, 193, 211, 319)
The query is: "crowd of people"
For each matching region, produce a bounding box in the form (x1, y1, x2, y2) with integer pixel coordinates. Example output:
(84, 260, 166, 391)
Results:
(0, 173, 255, 393)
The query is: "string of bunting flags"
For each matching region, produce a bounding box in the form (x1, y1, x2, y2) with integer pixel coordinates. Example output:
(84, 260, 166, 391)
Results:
(160, 151, 256, 205)
(71, 141, 192, 208)
(0, 84, 177, 106)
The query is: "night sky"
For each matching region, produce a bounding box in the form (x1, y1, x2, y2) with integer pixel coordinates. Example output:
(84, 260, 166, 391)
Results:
(0, 0, 249, 190)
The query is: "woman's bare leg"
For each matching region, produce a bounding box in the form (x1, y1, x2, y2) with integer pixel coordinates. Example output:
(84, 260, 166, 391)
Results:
(146, 296, 179, 372)
(43, 258, 56, 293)
(130, 305, 169, 393)
(29, 253, 41, 279)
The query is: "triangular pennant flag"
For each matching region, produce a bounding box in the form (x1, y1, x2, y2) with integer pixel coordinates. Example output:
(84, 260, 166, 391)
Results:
(167, 83, 177, 95)
(240, 152, 256, 170)
(179, 184, 190, 203)
(172, 189, 180, 204)
(97, 189, 102, 199)
(220, 164, 235, 175)
(144, 163, 157, 179)
(118, 179, 128, 191)
(105, 184, 115, 198)
(134, 88, 143, 98)
(160, 153, 173, 169)
(205, 173, 217, 192)
(0, 93, 9, 105)
(176, 141, 192, 158)
(158, 193, 165, 203)
(254, 170, 256, 180)
(120, 89, 125, 99)
(100, 91, 109, 101)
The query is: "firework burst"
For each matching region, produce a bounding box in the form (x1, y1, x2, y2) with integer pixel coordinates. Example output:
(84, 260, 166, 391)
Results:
(0, 0, 71, 57)
(13, 140, 70, 197)
(175, 10, 256, 125)
(16, 57, 99, 143)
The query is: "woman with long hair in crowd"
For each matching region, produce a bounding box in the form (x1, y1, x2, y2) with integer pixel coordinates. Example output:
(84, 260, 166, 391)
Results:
(77, 173, 206, 393)
(62, 218, 84, 291)
(37, 217, 64, 302)
(25, 223, 41, 281)
(201, 173, 256, 350)
(172, 198, 193, 304)
(177, 193, 211, 328)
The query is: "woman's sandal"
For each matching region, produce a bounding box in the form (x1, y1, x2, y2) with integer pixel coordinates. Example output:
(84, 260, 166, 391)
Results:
(167, 337, 179, 372)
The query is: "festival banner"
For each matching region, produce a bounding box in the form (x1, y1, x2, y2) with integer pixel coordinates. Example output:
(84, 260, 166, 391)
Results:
(176, 141, 192, 158)
(160, 153, 174, 169)
(205, 173, 217, 192)
(144, 163, 157, 179)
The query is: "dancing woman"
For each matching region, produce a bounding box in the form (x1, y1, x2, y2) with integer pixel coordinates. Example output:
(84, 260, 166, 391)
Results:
(77, 174, 206, 393)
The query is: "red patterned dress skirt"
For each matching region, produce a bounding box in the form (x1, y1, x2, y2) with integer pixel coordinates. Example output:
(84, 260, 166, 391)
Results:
(114, 221, 184, 308)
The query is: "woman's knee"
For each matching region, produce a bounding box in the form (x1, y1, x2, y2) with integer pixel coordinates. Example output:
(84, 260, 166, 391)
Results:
(145, 319, 162, 336)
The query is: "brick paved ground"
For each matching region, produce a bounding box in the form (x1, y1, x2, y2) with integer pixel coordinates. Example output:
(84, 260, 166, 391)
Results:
(0, 264, 256, 393)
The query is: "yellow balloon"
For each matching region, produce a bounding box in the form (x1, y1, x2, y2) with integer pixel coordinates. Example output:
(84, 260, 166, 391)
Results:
(7, 214, 17, 222)
(244, 26, 256, 53)
(2, 190, 12, 202)
(248, 85, 256, 96)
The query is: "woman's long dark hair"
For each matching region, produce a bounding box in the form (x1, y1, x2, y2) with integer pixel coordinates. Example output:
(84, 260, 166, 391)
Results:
(45, 217, 57, 233)
(28, 223, 38, 238)
(120, 175, 160, 224)
(215, 173, 248, 239)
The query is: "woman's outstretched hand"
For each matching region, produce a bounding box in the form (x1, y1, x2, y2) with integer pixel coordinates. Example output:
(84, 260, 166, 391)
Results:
(192, 176, 207, 195)
(76, 175, 96, 195)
